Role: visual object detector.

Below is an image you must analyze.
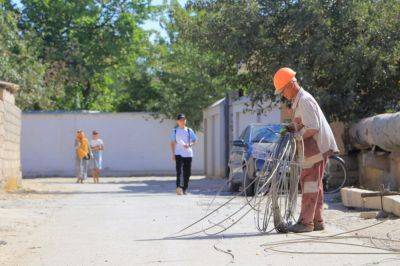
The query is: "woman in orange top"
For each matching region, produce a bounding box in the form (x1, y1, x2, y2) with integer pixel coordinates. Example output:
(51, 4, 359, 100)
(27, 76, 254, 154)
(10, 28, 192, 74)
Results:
(75, 130, 90, 183)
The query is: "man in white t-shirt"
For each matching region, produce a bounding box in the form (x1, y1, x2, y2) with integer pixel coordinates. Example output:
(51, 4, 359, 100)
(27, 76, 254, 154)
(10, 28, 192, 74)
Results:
(170, 114, 197, 195)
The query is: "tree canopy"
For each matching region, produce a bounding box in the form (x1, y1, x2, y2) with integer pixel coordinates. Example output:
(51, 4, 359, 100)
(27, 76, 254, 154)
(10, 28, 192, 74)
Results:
(173, 0, 400, 122)
(0, 0, 399, 128)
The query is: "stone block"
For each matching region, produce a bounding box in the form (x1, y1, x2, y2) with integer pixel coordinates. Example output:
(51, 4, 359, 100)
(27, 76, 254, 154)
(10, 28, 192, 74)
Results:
(363, 151, 390, 171)
(341, 187, 400, 217)
(382, 196, 400, 216)
(0, 81, 22, 190)
(357, 151, 395, 190)
(360, 211, 378, 219)
(389, 152, 400, 189)
(4, 102, 21, 119)
(0, 89, 15, 104)
(341, 187, 382, 209)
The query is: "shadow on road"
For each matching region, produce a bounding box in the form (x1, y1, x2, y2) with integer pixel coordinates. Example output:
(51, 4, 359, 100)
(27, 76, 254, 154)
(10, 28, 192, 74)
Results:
(120, 178, 230, 196)
(17, 177, 230, 196)
(136, 232, 268, 242)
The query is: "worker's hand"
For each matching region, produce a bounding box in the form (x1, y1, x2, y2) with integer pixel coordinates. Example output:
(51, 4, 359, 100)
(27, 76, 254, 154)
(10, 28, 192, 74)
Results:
(285, 123, 296, 133)
(171, 154, 175, 161)
(183, 144, 190, 149)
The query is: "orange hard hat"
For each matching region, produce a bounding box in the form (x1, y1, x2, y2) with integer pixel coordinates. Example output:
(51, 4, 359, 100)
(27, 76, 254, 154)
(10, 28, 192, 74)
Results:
(273, 67, 296, 94)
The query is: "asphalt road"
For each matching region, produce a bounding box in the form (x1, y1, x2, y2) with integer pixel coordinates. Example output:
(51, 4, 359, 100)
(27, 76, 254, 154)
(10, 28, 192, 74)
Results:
(1, 177, 400, 266)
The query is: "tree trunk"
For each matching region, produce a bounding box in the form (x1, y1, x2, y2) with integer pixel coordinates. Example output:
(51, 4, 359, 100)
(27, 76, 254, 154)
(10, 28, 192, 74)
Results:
(82, 80, 91, 110)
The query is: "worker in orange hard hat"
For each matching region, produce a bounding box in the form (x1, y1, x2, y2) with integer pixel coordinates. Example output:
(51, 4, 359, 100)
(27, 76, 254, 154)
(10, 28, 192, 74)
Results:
(273, 67, 339, 233)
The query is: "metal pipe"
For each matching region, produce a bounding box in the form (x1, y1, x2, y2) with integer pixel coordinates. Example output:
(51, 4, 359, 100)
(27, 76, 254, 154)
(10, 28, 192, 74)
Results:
(349, 112, 400, 152)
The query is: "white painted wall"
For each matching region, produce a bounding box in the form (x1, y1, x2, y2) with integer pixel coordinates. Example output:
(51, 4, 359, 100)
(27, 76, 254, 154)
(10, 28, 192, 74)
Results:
(203, 99, 226, 178)
(21, 112, 204, 177)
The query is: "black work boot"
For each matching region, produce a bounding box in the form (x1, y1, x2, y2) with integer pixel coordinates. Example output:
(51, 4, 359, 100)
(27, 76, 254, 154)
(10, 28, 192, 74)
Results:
(313, 223, 325, 231)
(288, 223, 313, 233)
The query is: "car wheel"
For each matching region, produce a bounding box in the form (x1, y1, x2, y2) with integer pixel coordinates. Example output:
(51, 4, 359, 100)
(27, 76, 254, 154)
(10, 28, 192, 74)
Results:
(228, 180, 240, 192)
(227, 167, 240, 192)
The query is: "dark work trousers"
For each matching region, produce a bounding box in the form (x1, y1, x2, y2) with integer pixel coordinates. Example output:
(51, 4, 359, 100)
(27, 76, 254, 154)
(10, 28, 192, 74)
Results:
(175, 155, 192, 190)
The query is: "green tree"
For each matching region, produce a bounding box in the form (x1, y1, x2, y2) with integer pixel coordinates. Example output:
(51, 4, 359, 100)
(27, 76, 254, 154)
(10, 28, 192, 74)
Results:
(0, 2, 49, 110)
(18, 0, 151, 110)
(152, 2, 234, 128)
(175, 0, 400, 122)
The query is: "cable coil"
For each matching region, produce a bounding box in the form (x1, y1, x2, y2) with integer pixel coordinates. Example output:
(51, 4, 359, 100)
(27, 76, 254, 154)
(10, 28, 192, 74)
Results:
(171, 132, 301, 237)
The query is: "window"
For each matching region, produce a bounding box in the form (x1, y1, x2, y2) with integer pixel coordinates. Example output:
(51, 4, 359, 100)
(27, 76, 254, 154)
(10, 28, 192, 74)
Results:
(251, 125, 281, 143)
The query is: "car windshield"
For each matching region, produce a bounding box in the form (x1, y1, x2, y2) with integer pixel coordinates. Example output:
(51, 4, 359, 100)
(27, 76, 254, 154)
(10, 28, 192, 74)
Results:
(251, 125, 281, 143)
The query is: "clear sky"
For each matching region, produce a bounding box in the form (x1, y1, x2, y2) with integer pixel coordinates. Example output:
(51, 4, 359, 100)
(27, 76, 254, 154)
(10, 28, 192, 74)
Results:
(142, 0, 187, 35)
(12, 0, 187, 39)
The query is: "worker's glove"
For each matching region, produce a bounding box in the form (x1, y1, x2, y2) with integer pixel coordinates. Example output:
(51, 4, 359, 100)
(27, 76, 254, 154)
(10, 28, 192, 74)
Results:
(285, 123, 296, 133)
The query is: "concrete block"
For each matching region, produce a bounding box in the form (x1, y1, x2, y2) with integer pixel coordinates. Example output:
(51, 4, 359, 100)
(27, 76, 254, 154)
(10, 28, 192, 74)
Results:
(390, 152, 400, 189)
(341, 187, 382, 209)
(381, 196, 400, 216)
(363, 151, 390, 171)
(341, 187, 400, 217)
(357, 151, 395, 190)
(360, 211, 379, 219)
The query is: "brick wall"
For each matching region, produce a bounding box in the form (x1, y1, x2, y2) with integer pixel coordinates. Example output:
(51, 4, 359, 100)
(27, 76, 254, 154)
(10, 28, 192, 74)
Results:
(0, 81, 21, 190)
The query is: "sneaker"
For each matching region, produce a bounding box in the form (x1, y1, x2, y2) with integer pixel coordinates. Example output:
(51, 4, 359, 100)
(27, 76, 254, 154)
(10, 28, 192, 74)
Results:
(176, 187, 183, 195)
(314, 223, 325, 231)
(288, 223, 313, 233)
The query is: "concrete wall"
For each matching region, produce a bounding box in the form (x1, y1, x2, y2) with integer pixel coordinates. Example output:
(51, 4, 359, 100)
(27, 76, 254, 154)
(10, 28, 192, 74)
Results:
(22, 112, 204, 177)
(0, 81, 22, 190)
(203, 99, 226, 178)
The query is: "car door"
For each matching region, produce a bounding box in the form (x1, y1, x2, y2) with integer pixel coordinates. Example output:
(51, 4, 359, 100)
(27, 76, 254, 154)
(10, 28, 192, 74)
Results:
(229, 126, 250, 183)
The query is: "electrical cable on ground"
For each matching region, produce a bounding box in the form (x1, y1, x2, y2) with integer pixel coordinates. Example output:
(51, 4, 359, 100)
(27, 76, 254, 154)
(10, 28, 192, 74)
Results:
(169, 132, 301, 238)
(169, 132, 400, 258)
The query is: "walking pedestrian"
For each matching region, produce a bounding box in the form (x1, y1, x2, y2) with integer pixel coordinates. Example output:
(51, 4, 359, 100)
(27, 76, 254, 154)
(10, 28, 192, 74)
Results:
(273, 67, 339, 233)
(90, 130, 104, 184)
(75, 130, 90, 184)
(170, 114, 197, 195)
